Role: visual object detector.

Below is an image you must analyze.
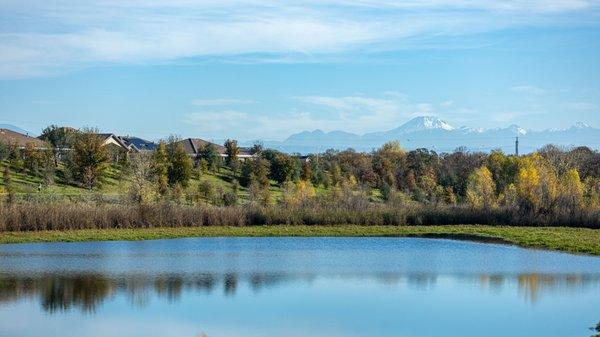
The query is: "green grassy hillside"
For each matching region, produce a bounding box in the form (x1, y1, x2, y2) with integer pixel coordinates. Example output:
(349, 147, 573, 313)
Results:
(0, 160, 288, 203)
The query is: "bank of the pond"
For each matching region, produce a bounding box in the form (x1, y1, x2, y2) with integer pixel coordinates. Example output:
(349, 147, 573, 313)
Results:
(1, 225, 599, 255)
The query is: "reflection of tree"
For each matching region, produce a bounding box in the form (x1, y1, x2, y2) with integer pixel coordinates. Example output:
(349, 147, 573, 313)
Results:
(517, 274, 558, 304)
(478, 274, 505, 293)
(224, 274, 237, 296)
(0, 276, 37, 302)
(0, 272, 598, 313)
(41, 274, 113, 313)
(407, 274, 437, 289)
(154, 276, 184, 302)
(249, 273, 293, 292)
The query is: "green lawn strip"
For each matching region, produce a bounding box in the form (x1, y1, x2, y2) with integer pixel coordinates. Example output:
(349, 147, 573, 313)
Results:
(0, 225, 598, 255)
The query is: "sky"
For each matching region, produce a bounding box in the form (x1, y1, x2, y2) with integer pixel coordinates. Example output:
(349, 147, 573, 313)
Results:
(0, 0, 599, 141)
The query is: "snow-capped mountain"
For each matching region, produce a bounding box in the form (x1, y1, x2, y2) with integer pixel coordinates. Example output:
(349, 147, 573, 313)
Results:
(391, 116, 455, 133)
(252, 116, 600, 154)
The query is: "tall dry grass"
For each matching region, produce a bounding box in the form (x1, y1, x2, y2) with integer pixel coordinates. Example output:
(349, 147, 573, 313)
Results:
(0, 199, 598, 232)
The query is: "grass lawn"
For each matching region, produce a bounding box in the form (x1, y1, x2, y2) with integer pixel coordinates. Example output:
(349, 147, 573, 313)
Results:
(1, 225, 599, 256)
(0, 161, 287, 203)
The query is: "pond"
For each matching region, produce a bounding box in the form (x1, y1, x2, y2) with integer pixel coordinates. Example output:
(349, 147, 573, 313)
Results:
(0, 237, 599, 337)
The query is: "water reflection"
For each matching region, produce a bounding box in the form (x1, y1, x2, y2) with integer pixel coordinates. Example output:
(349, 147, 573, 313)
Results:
(1, 272, 598, 313)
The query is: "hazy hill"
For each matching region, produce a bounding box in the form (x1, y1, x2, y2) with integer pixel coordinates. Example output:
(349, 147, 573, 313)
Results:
(0, 124, 34, 136)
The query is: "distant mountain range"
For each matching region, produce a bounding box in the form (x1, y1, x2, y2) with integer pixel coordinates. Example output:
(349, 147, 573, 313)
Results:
(3, 118, 599, 155)
(245, 116, 600, 154)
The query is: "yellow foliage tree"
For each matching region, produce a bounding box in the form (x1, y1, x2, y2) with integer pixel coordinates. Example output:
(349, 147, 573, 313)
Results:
(282, 180, 316, 205)
(466, 166, 496, 208)
(538, 164, 559, 211)
(583, 177, 600, 209)
(499, 183, 519, 208)
(559, 169, 584, 211)
(516, 157, 541, 211)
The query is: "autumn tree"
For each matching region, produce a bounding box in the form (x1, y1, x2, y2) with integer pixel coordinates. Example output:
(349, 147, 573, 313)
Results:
(372, 141, 405, 189)
(301, 161, 312, 181)
(583, 177, 600, 209)
(128, 153, 156, 203)
(22, 142, 54, 185)
(329, 162, 342, 186)
(486, 151, 519, 194)
(281, 180, 315, 205)
(515, 156, 541, 211)
(23, 142, 42, 176)
(537, 162, 559, 212)
(557, 169, 584, 212)
(249, 181, 271, 206)
(153, 141, 169, 195)
(439, 149, 485, 197)
(466, 166, 497, 208)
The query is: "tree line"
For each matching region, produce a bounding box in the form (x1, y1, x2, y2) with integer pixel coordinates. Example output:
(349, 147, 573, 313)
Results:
(1, 125, 599, 226)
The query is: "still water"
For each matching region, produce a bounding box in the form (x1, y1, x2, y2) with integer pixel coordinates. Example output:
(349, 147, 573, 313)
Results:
(0, 237, 599, 337)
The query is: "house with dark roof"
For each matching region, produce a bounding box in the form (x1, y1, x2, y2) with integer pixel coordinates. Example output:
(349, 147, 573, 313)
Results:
(176, 138, 254, 161)
(0, 128, 48, 149)
(121, 136, 157, 151)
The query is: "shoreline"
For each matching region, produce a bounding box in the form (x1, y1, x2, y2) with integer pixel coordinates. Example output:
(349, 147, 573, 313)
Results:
(1, 225, 599, 256)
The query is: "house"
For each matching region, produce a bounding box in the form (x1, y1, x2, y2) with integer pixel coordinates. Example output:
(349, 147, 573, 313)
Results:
(0, 128, 48, 149)
(296, 155, 311, 164)
(121, 136, 157, 152)
(95, 133, 139, 163)
(97, 133, 139, 153)
(176, 138, 254, 161)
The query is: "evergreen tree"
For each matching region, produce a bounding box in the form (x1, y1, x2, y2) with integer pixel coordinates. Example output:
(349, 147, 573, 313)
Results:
(167, 141, 192, 187)
(224, 139, 240, 167)
(3, 165, 14, 203)
(199, 143, 220, 172)
(69, 129, 109, 190)
(40, 125, 79, 165)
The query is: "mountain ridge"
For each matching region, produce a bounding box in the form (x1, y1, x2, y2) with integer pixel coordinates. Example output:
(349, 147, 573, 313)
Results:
(255, 116, 600, 154)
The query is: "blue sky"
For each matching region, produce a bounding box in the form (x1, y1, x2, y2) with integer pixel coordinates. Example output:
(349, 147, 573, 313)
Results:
(0, 0, 599, 141)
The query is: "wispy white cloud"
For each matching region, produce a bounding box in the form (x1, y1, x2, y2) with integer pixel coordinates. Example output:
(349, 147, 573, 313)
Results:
(1, 0, 598, 78)
(191, 99, 256, 106)
(491, 109, 548, 123)
(510, 85, 547, 95)
(182, 92, 466, 139)
(563, 101, 597, 110)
